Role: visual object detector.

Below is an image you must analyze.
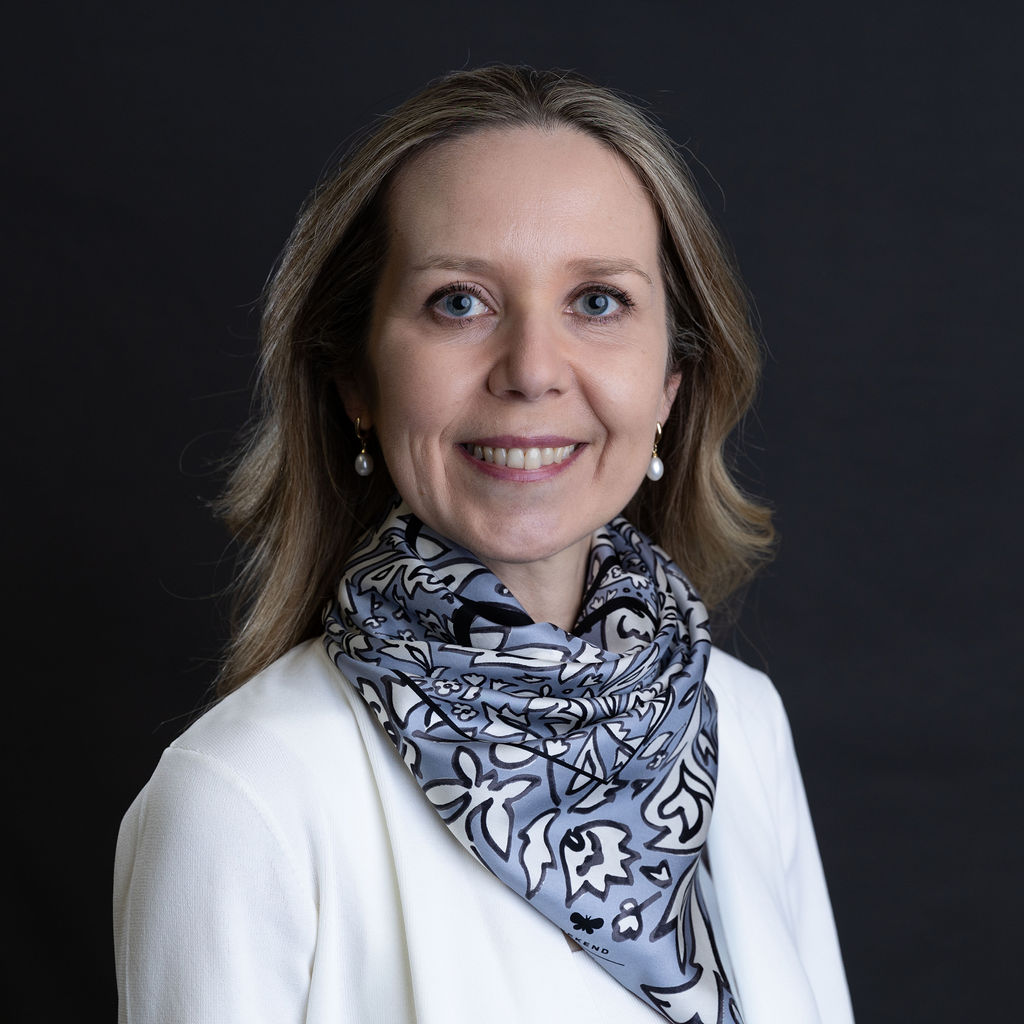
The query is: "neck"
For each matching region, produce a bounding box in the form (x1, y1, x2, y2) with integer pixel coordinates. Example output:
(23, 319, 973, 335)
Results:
(478, 545, 590, 632)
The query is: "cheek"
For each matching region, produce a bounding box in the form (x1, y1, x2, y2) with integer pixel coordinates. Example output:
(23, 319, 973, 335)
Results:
(368, 330, 422, 415)
(596, 361, 673, 439)
(369, 333, 468, 442)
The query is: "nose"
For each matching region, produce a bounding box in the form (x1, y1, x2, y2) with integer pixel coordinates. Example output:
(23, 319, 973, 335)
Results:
(486, 313, 572, 401)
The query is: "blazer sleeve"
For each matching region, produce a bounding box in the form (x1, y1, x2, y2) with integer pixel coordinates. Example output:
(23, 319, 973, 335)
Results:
(769, 686, 856, 1024)
(708, 652, 855, 1024)
(113, 745, 317, 1024)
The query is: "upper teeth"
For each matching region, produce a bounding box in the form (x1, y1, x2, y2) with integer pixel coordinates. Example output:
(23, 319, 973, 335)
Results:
(469, 444, 577, 469)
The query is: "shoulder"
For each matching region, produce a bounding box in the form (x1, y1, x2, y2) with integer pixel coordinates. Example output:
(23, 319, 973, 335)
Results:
(122, 640, 373, 864)
(160, 639, 371, 798)
(173, 639, 356, 761)
(707, 645, 787, 728)
(706, 645, 799, 795)
(114, 641, 371, 1020)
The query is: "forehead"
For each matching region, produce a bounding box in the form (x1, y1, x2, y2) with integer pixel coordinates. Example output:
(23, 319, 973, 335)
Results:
(384, 127, 660, 266)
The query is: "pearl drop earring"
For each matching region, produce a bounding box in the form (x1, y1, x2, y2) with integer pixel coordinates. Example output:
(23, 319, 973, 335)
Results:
(646, 423, 664, 482)
(354, 417, 374, 477)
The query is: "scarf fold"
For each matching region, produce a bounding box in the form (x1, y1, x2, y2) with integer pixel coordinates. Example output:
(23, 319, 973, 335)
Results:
(323, 499, 742, 1023)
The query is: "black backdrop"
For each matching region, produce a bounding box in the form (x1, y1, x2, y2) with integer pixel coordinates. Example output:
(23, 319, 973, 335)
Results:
(6, 2, 1021, 1020)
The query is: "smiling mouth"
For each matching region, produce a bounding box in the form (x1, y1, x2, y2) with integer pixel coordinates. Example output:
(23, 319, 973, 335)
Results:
(461, 443, 579, 469)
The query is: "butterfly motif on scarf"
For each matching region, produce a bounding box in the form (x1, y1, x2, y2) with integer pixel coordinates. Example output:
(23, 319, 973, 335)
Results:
(570, 912, 604, 934)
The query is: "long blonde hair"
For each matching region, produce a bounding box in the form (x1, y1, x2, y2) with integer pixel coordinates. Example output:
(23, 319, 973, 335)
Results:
(216, 65, 774, 697)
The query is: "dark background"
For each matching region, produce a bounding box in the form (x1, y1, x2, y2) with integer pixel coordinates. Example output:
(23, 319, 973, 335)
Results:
(5, 1, 1020, 1020)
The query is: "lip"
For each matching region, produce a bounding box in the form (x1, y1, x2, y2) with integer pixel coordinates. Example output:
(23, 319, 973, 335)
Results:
(457, 438, 584, 481)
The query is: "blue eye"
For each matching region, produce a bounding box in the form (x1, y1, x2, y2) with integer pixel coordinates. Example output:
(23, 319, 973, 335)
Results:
(573, 291, 622, 317)
(437, 291, 487, 318)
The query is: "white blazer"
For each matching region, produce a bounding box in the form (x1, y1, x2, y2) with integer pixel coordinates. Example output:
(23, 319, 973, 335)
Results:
(114, 640, 854, 1024)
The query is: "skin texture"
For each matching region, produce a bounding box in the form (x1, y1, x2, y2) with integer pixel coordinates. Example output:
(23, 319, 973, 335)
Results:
(341, 127, 679, 629)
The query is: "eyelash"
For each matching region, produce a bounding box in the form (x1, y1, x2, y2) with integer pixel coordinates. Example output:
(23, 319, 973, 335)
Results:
(425, 281, 636, 326)
(572, 282, 636, 319)
(426, 282, 490, 327)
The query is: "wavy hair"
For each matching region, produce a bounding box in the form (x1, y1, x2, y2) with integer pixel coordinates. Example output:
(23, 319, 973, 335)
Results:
(216, 65, 774, 696)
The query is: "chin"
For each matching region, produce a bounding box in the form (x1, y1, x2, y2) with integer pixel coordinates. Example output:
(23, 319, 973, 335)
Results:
(454, 512, 596, 570)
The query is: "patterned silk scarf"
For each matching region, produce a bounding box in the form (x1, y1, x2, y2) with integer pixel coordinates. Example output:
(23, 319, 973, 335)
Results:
(323, 500, 741, 1023)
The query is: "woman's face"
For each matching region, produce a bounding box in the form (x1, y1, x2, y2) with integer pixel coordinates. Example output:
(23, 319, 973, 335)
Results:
(343, 126, 679, 602)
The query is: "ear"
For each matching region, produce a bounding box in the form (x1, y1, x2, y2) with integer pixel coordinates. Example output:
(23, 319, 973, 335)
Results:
(658, 370, 682, 424)
(336, 376, 373, 431)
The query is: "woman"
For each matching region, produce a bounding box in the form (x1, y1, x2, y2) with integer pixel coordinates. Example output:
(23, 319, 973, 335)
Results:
(114, 66, 854, 1023)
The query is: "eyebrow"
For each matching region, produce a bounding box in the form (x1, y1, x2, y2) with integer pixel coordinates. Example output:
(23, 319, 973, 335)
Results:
(412, 254, 654, 287)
